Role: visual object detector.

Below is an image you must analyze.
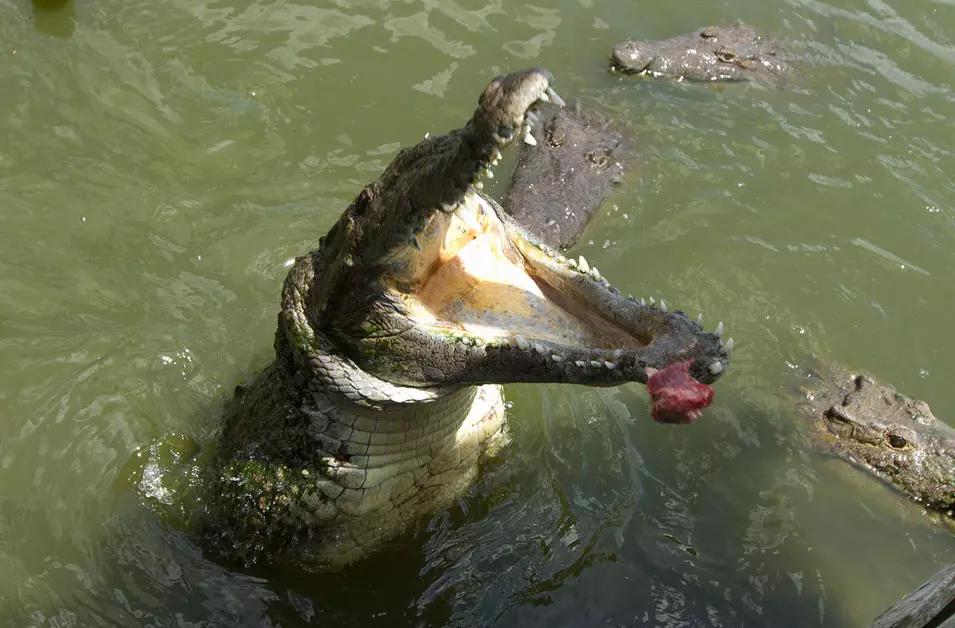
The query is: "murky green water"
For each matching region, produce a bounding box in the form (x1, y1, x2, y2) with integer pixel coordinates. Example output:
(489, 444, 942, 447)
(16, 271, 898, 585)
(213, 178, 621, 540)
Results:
(2, 0, 955, 625)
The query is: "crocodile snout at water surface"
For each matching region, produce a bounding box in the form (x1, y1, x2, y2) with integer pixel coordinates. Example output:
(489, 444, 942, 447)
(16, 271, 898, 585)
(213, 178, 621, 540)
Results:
(611, 23, 791, 84)
(791, 359, 955, 511)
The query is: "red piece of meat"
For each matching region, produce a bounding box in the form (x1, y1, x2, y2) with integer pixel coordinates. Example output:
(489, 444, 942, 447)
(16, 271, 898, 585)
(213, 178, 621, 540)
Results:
(646, 360, 715, 424)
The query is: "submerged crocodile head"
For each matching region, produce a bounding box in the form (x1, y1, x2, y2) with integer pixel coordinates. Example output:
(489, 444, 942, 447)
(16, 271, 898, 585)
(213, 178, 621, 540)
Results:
(792, 360, 955, 509)
(288, 69, 731, 423)
(610, 24, 789, 83)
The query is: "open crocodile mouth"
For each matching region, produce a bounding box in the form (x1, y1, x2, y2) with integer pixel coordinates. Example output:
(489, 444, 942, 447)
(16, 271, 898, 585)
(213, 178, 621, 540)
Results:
(320, 69, 732, 423)
(417, 191, 646, 350)
(394, 183, 730, 422)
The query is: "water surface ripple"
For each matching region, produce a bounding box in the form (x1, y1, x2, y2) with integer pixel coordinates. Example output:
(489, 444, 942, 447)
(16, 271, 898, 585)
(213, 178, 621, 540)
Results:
(1, 0, 954, 625)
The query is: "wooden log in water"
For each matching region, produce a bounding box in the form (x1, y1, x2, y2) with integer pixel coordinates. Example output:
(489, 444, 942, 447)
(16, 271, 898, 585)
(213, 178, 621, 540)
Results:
(868, 561, 955, 627)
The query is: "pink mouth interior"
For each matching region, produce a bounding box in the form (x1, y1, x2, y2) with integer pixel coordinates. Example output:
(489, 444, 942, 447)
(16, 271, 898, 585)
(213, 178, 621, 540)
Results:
(646, 360, 715, 424)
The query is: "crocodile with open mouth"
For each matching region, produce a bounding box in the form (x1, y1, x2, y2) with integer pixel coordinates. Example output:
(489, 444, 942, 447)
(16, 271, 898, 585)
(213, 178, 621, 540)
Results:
(174, 69, 733, 570)
(610, 23, 791, 84)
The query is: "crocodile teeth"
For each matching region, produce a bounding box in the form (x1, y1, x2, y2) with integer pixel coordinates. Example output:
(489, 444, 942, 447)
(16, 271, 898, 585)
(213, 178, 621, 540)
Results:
(539, 91, 550, 103)
(546, 86, 566, 107)
(660, 300, 667, 313)
(575, 360, 587, 367)
(590, 267, 601, 281)
(551, 354, 564, 363)
(603, 361, 617, 369)
(484, 168, 494, 179)
(715, 321, 724, 338)
(709, 361, 724, 375)
(454, 205, 482, 234)
(514, 335, 530, 351)
(493, 147, 503, 162)
(590, 360, 602, 368)
(640, 298, 647, 307)
(523, 126, 537, 146)
(696, 313, 703, 326)
(526, 111, 539, 125)
(577, 255, 590, 273)
(475, 180, 484, 190)
(722, 337, 734, 355)
(649, 297, 656, 308)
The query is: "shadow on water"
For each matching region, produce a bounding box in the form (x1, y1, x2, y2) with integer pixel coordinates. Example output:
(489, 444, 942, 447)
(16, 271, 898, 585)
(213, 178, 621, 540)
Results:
(23, 383, 869, 627)
(30, 0, 74, 39)
(0, 388, 832, 628)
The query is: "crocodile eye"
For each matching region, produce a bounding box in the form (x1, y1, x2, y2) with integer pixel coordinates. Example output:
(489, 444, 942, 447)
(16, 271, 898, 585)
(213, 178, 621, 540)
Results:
(716, 50, 737, 63)
(887, 434, 908, 449)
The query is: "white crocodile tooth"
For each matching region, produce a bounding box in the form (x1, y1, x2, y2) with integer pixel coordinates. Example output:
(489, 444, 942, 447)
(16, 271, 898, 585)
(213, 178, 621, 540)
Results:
(523, 130, 537, 146)
(640, 298, 647, 307)
(533, 343, 546, 354)
(475, 180, 484, 190)
(649, 297, 656, 308)
(526, 111, 539, 125)
(474, 337, 485, 347)
(577, 255, 590, 273)
(601, 278, 610, 287)
(660, 300, 667, 313)
(715, 321, 724, 338)
(493, 147, 503, 162)
(722, 337, 735, 353)
(567, 259, 577, 268)
(551, 354, 564, 363)
(515, 335, 530, 351)
(590, 360, 602, 368)
(491, 157, 500, 166)
(604, 361, 617, 369)
(485, 168, 494, 179)
(460, 336, 471, 345)
(696, 313, 703, 326)
(546, 86, 566, 107)
(575, 360, 587, 367)
(709, 361, 724, 375)
(499, 338, 511, 348)
(454, 205, 482, 234)
(538, 90, 550, 102)
(591, 267, 601, 281)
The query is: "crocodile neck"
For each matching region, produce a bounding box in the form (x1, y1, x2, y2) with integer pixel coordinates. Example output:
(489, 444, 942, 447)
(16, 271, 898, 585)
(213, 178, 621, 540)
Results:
(207, 253, 507, 568)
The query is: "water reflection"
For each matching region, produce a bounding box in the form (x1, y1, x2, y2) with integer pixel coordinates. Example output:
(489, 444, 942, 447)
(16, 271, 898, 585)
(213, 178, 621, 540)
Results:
(31, 0, 74, 39)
